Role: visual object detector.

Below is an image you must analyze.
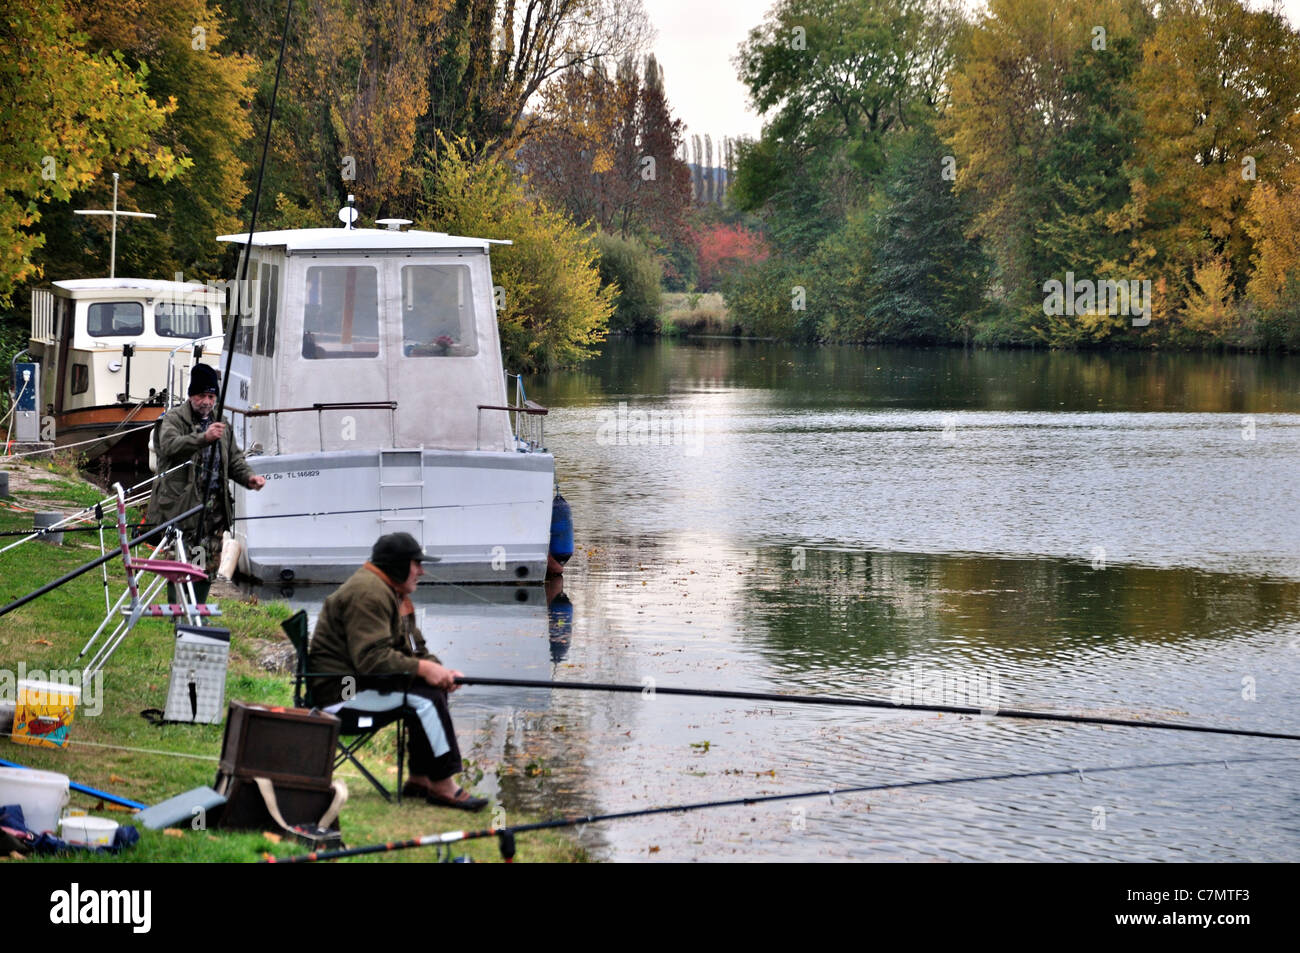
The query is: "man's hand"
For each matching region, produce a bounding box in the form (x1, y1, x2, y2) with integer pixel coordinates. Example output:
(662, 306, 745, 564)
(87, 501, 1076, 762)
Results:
(203, 421, 227, 443)
(247, 475, 267, 490)
(417, 659, 463, 692)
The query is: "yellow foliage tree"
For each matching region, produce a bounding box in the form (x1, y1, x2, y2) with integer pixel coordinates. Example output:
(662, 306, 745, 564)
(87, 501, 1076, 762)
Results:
(0, 0, 183, 303)
(422, 139, 612, 370)
(1121, 0, 1300, 310)
(1243, 183, 1300, 309)
(1181, 257, 1239, 335)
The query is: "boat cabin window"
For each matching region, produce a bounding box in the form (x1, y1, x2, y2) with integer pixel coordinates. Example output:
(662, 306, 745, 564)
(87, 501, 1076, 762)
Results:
(155, 302, 213, 338)
(302, 265, 380, 360)
(86, 302, 144, 337)
(401, 264, 478, 357)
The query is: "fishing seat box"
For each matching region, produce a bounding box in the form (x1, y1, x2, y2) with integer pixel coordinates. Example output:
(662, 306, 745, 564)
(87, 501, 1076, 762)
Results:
(213, 701, 341, 831)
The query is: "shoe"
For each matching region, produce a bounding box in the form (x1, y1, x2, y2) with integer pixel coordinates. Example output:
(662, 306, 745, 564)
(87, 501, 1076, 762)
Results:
(425, 787, 489, 812)
(401, 779, 437, 799)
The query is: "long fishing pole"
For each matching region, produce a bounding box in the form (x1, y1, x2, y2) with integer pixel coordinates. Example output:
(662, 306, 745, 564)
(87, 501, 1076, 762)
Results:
(265, 753, 1300, 863)
(0, 503, 203, 618)
(455, 676, 1300, 742)
(197, 0, 292, 545)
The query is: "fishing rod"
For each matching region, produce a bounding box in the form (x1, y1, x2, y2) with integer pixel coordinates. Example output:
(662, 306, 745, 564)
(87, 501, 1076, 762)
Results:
(196, 0, 291, 546)
(0, 463, 184, 553)
(265, 753, 1300, 863)
(230, 500, 546, 522)
(454, 676, 1300, 743)
(0, 503, 203, 618)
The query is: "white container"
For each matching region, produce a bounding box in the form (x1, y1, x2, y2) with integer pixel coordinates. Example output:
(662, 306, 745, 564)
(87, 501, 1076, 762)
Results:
(0, 766, 70, 834)
(59, 815, 119, 846)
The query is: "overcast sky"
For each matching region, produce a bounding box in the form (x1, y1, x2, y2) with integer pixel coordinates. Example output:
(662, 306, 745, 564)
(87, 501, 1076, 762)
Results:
(645, 0, 1300, 146)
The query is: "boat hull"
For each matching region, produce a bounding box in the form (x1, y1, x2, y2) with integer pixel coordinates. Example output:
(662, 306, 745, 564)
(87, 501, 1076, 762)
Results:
(234, 447, 555, 584)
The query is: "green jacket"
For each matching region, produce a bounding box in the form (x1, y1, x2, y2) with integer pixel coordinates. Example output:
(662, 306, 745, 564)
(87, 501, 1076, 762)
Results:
(307, 566, 439, 706)
(146, 400, 256, 537)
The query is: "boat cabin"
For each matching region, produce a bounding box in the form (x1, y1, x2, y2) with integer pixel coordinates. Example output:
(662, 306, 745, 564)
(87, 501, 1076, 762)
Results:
(216, 226, 516, 456)
(28, 279, 225, 446)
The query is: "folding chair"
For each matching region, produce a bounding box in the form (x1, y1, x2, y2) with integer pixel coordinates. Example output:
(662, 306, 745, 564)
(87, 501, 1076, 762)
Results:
(81, 483, 220, 680)
(280, 610, 408, 803)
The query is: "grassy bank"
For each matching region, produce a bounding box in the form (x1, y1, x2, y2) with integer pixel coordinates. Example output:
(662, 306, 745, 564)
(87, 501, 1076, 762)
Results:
(0, 461, 584, 863)
(659, 292, 739, 337)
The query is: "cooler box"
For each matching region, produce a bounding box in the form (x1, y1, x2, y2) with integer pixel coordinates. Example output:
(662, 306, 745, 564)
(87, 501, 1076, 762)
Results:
(11, 680, 80, 748)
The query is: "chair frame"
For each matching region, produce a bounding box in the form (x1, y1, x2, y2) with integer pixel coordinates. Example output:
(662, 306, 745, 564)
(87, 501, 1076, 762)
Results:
(281, 610, 409, 803)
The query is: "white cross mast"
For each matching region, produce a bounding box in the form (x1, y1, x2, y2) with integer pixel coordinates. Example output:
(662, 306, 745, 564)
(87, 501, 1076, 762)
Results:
(73, 172, 157, 278)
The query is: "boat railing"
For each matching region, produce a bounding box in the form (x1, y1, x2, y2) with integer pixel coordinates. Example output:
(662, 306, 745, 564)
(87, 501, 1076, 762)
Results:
(163, 335, 225, 408)
(477, 400, 547, 452)
(229, 401, 399, 455)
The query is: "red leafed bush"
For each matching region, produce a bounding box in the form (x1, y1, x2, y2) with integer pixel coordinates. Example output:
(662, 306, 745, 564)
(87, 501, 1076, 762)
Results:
(693, 224, 768, 291)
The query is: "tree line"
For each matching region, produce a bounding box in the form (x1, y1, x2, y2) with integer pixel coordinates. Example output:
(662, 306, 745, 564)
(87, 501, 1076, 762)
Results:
(1, 0, 687, 371)
(724, 0, 1300, 351)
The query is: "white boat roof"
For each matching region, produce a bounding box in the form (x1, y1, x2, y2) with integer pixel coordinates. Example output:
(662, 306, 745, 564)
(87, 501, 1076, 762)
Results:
(216, 227, 511, 253)
(52, 278, 224, 298)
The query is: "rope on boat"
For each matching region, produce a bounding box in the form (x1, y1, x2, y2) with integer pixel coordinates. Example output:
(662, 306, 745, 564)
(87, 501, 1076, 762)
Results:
(454, 676, 1300, 742)
(263, 753, 1300, 863)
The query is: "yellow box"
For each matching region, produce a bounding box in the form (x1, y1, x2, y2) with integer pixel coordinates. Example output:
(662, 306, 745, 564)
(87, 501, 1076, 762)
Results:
(12, 679, 80, 749)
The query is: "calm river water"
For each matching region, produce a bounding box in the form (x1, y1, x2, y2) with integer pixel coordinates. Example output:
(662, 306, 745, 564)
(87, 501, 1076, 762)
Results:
(304, 342, 1300, 861)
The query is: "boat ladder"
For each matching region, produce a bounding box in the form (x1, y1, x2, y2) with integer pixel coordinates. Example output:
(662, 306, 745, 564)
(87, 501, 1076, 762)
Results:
(377, 449, 425, 538)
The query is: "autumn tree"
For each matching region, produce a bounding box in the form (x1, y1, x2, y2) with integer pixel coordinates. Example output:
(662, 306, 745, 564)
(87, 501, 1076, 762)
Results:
(423, 0, 651, 159)
(33, 0, 256, 282)
(1118, 0, 1300, 310)
(522, 55, 691, 251)
(0, 0, 184, 303)
(422, 138, 613, 369)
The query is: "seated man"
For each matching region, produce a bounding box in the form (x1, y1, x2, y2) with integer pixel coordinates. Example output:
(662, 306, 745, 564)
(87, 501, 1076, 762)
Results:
(308, 532, 487, 811)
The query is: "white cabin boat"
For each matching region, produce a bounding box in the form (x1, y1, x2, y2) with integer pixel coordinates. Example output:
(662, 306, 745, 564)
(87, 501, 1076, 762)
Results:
(217, 218, 555, 584)
(27, 279, 225, 469)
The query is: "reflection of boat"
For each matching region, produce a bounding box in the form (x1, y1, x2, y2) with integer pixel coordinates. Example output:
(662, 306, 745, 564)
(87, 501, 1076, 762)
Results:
(220, 208, 555, 584)
(26, 279, 225, 471)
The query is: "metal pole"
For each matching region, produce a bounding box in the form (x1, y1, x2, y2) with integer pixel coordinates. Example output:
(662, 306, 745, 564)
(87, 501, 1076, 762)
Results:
(110, 173, 119, 279)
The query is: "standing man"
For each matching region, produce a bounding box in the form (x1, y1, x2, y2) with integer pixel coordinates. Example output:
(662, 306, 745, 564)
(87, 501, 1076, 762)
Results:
(147, 363, 265, 597)
(308, 532, 488, 811)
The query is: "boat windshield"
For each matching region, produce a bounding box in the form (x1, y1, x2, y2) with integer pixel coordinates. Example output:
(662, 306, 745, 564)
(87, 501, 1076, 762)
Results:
(302, 265, 380, 359)
(401, 264, 478, 357)
(86, 302, 144, 337)
(155, 302, 213, 338)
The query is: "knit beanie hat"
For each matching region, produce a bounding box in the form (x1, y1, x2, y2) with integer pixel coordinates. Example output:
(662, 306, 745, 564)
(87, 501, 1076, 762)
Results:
(370, 532, 426, 581)
(188, 363, 220, 396)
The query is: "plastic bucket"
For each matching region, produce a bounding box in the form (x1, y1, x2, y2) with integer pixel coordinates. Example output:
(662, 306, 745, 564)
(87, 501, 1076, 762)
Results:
(59, 815, 119, 847)
(0, 766, 70, 834)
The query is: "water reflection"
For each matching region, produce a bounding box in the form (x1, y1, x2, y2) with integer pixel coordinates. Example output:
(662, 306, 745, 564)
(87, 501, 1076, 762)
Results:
(252, 341, 1300, 860)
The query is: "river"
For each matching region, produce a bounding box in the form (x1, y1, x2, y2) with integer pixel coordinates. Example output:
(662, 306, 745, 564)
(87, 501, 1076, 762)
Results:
(290, 341, 1300, 861)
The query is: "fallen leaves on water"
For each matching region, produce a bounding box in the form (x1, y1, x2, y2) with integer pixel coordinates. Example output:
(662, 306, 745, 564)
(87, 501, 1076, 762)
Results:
(648, 846, 660, 853)
(689, 740, 711, 753)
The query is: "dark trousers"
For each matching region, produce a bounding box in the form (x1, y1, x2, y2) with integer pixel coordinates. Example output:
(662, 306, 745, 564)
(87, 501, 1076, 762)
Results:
(393, 682, 464, 782)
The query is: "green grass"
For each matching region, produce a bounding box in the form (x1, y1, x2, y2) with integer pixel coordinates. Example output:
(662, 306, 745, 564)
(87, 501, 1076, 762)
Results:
(0, 461, 585, 863)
